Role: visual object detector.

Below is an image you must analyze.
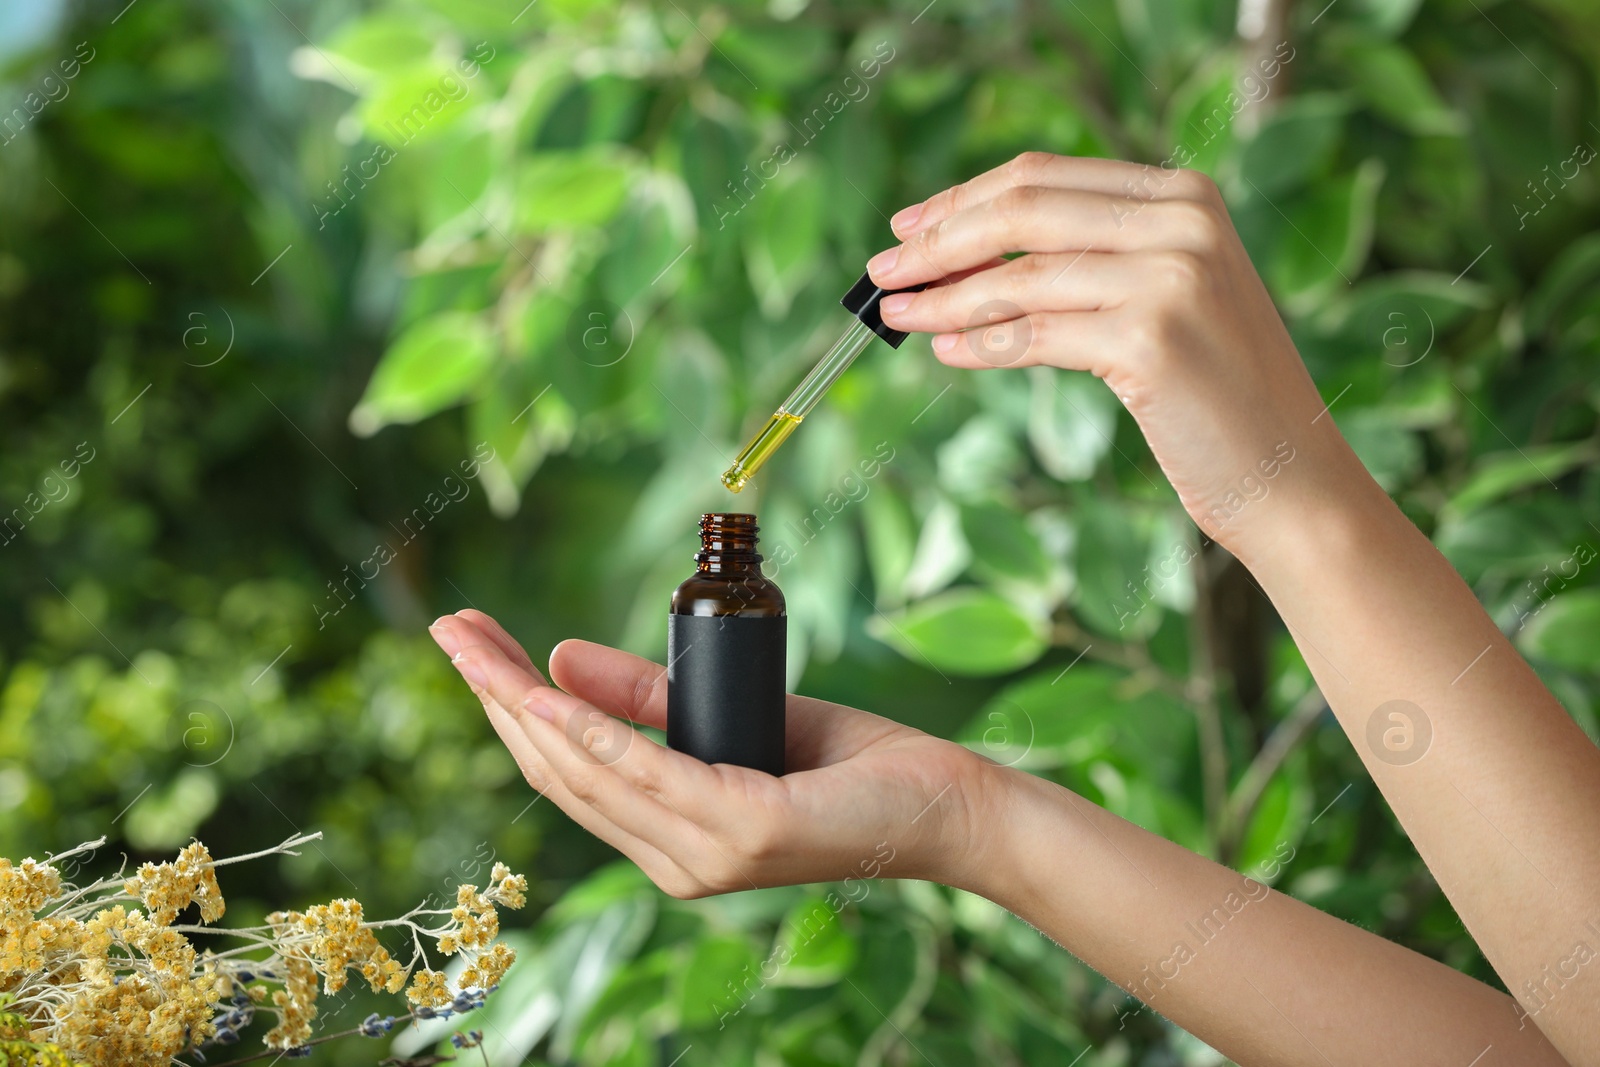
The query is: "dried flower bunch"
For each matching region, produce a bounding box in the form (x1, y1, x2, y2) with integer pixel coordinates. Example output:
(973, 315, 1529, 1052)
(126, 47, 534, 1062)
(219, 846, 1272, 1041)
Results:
(0, 831, 526, 1066)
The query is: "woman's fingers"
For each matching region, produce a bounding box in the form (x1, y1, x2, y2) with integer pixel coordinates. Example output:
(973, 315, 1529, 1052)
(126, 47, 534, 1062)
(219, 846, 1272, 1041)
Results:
(478, 695, 688, 878)
(928, 309, 1126, 378)
(893, 152, 1216, 239)
(546, 638, 669, 731)
(878, 250, 1143, 334)
(919, 255, 1010, 288)
(452, 609, 544, 678)
(869, 186, 1225, 290)
(458, 640, 788, 894)
(465, 677, 694, 890)
(466, 640, 704, 822)
(432, 622, 699, 890)
(430, 613, 546, 684)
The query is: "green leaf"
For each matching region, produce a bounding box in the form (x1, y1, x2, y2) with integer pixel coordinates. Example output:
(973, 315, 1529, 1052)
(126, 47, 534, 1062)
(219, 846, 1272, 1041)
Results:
(1341, 0, 1426, 37)
(868, 587, 1048, 676)
(549, 900, 659, 1059)
(650, 328, 727, 446)
(1434, 502, 1574, 585)
(1254, 159, 1384, 307)
(903, 496, 970, 600)
(1144, 510, 1197, 614)
(767, 486, 858, 668)
(468, 363, 576, 517)
(677, 935, 763, 1029)
(349, 310, 496, 436)
(394, 262, 499, 327)
(1444, 443, 1597, 518)
(743, 168, 826, 319)
(1072, 496, 1157, 639)
(1237, 94, 1350, 198)
(960, 502, 1053, 585)
(574, 950, 674, 1054)
(1027, 367, 1115, 482)
(517, 148, 633, 232)
(357, 63, 481, 143)
(1518, 589, 1600, 671)
(546, 860, 657, 923)
(962, 72, 1085, 155)
(842, 920, 937, 1045)
(770, 897, 859, 987)
(599, 173, 695, 308)
(1337, 39, 1464, 136)
(1312, 270, 1491, 355)
(1340, 408, 1422, 492)
(124, 768, 218, 850)
(861, 487, 917, 607)
(716, 24, 835, 89)
(1235, 771, 1311, 881)
(1164, 58, 1240, 176)
(955, 664, 1195, 786)
(320, 15, 438, 77)
(676, 114, 749, 222)
(823, 104, 892, 247)
(1524, 233, 1600, 338)
(937, 414, 1024, 500)
(973, 362, 1033, 434)
(419, 128, 494, 235)
(886, 64, 963, 110)
(578, 1024, 653, 1067)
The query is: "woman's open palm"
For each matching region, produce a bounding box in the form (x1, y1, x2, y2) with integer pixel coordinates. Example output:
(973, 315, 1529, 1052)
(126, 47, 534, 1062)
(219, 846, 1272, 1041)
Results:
(428, 610, 998, 897)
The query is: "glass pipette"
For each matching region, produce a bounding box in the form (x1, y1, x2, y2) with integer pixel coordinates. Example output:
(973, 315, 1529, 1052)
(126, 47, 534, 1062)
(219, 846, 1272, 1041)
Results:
(721, 271, 926, 493)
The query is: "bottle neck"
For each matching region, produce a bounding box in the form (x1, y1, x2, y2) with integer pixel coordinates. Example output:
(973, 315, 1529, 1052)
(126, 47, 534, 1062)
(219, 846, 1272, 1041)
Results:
(695, 513, 763, 576)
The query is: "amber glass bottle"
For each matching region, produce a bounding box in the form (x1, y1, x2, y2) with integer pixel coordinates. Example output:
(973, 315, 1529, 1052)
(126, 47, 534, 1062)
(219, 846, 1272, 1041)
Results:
(667, 513, 787, 775)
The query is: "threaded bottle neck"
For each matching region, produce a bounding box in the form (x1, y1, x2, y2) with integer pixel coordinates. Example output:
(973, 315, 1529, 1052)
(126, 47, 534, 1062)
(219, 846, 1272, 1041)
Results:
(696, 513, 761, 572)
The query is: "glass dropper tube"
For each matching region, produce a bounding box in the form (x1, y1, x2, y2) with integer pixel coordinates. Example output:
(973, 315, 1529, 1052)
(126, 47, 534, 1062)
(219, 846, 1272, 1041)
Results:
(721, 317, 878, 492)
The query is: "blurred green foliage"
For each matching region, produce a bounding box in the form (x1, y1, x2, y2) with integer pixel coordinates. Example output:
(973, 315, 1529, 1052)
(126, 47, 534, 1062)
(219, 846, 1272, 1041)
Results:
(1, 0, 1598, 1063)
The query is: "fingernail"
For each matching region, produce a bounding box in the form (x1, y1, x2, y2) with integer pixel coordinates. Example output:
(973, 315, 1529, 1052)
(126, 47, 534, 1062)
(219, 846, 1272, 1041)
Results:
(880, 292, 914, 315)
(867, 246, 900, 277)
(932, 332, 959, 354)
(523, 690, 556, 723)
(429, 620, 462, 658)
(890, 202, 923, 232)
(452, 649, 489, 689)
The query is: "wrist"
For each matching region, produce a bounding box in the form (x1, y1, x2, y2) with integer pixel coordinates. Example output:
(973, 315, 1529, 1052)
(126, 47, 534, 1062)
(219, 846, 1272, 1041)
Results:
(944, 759, 1057, 909)
(1223, 426, 1391, 576)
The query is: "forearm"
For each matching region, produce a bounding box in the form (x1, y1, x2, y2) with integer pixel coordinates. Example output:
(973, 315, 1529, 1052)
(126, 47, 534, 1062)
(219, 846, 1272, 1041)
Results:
(964, 765, 1568, 1066)
(1235, 449, 1600, 1057)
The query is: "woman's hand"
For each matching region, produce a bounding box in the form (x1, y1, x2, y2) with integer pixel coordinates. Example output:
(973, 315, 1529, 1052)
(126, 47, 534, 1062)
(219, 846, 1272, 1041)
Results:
(427, 610, 1004, 898)
(874, 154, 1600, 1064)
(426, 611, 1577, 1067)
(870, 151, 1370, 563)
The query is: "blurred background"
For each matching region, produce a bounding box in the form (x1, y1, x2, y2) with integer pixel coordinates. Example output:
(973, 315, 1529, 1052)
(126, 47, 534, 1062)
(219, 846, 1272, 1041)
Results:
(1, 0, 1598, 1063)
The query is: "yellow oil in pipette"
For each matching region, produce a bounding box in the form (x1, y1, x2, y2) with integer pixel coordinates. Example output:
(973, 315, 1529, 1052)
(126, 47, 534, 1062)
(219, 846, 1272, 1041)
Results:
(721, 412, 803, 492)
(720, 273, 925, 493)
(721, 318, 876, 492)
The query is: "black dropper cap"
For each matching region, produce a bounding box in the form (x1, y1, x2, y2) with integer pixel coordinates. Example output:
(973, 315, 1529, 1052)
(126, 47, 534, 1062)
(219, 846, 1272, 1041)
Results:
(841, 270, 930, 350)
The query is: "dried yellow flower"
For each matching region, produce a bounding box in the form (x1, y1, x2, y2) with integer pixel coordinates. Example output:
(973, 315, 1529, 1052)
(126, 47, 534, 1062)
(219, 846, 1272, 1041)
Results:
(406, 968, 452, 1007)
(4, 833, 527, 1063)
(123, 842, 225, 926)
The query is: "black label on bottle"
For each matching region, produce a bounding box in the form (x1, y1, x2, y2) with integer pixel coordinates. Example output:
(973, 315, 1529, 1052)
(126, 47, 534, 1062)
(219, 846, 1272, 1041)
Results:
(666, 614, 787, 776)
